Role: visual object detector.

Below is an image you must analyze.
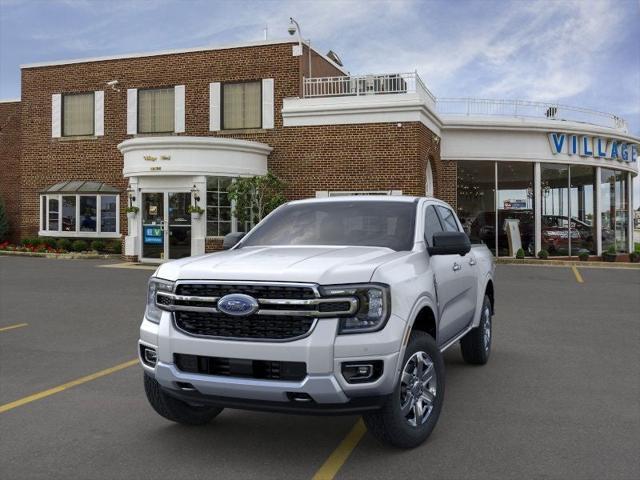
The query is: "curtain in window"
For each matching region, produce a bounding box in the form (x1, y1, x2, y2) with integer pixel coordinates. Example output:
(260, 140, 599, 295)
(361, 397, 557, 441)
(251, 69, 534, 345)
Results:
(223, 82, 261, 129)
(138, 88, 175, 133)
(63, 93, 94, 136)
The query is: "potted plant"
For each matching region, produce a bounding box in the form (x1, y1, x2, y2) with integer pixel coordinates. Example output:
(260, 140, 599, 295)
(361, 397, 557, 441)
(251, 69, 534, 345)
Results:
(126, 206, 139, 221)
(629, 246, 640, 263)
(578, 251, 590, 262)
(515, 248, 525, 260)
(537, 249, 549, 260)
(187, 204, 204, 219)
(603, 244, 618, 262)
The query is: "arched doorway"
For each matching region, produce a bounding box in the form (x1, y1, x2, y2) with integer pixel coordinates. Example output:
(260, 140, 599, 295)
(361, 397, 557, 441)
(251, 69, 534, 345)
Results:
(425, 159, 434, 196)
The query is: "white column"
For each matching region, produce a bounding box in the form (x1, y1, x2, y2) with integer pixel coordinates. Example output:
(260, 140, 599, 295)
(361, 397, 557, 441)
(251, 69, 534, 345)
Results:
(628, 171, 634, 253)
(191, 175, 207, 256)
(124, 177, 140, 258)
(534, 162, 541, 256)
(595, 167, 602, 256)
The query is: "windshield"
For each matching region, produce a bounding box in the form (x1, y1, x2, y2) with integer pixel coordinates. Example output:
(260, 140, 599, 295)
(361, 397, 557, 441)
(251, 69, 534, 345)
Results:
(241, 201, 417, 251)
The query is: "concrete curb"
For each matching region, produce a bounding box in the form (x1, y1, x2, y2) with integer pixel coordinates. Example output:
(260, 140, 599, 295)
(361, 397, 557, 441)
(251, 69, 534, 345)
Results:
(0, 250, 120, 260)
(496, 258, 640, 269)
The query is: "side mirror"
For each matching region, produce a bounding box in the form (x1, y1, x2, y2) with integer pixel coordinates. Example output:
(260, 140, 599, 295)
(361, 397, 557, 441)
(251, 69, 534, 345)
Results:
(222, 232, 246, 250)
(428, 231, 471, 256)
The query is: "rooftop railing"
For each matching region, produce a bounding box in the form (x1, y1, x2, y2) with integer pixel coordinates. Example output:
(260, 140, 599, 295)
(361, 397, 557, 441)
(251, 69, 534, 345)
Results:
(301, 74, 627, 131)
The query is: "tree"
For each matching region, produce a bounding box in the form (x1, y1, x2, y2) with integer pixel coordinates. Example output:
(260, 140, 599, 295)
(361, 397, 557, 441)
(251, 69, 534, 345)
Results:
(0, 197, 9, 242)
(227, 172, 287, 227)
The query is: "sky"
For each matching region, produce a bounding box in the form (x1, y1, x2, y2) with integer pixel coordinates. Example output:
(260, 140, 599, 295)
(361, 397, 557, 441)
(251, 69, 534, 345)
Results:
(1, 0, 639, 204)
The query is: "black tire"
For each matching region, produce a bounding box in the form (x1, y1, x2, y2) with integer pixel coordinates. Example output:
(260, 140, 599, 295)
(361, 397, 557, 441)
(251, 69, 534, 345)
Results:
(143, 373, 223, 425)
(460, 294, 492, 365)
(363, 331, 445, 448)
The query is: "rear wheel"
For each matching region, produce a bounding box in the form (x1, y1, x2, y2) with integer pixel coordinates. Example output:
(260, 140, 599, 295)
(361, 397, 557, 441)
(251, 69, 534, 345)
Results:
(460, 294, 492, 365)
(143, 373, 223, 425)
(363, 331, 445, 448)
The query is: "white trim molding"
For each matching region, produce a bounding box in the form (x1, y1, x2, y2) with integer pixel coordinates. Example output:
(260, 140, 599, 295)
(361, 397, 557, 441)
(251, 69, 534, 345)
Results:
(262, 78, 275, 129)
(209, 82, 221, 131)
(126, 88, 137, 135)
(94, 90, 104, 136)
(51, 94, 61, 138)
(174, 85, 186, 133)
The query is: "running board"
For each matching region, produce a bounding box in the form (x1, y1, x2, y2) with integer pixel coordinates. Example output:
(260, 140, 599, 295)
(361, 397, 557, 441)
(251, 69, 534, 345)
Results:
(439, 323, 474, 353)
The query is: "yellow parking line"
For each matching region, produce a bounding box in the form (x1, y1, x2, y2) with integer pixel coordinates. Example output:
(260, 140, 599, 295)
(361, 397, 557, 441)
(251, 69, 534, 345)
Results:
(0, 359, 138, 414)
(571, 265, 584, 283)
(0, 323, 28, 333)
(312, 418, 367, 480)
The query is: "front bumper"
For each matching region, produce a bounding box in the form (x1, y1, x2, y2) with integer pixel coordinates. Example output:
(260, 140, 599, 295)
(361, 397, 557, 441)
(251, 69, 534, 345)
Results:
(139, 310, 406, 411)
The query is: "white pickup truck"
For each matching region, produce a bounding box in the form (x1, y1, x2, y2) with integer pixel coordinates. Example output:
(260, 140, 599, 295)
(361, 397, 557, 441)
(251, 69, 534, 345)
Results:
(139, 196, 495, 448)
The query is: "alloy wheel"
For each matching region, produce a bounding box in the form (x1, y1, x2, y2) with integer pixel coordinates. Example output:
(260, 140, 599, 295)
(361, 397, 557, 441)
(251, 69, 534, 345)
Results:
(400, 351, 437, 427)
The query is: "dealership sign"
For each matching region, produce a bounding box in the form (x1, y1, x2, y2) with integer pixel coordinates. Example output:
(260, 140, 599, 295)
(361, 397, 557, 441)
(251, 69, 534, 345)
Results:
(548, 133, 638, 163)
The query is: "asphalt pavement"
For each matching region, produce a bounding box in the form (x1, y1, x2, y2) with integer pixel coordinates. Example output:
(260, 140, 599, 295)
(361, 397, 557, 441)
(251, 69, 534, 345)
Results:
(0, 256, 638, 479)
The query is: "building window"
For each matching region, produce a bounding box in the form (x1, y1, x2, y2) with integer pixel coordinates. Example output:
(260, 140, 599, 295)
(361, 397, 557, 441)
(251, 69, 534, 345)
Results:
(601, 169, 629, 253)
(39, 194, 120, 237)
(497, 162, 535, 257)
(62, 92, 94, 136)
(206, 177, 233, 236)
(222, 81, 261, 130)
(456, 161, 495, 254)
(138, 88, 175, 133)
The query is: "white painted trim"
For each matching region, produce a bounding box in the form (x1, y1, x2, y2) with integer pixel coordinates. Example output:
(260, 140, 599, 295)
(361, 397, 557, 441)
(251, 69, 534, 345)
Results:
(262, 78, 275, 129)
(94, 90, 104, 136)
(174, 85, 185, 133)
(127, 89, 137, 135)
(595, 166, 602, 256)
(209, 82, 221, 131)
(628, 171, 633, 253)
(39, 193, 120, 237)
(534, 162, 541, 255)
(19, 39, 348, 74)
(51, 94, 61, 138)
(118, 136, 272, 154)
(0, 98, 20, 103)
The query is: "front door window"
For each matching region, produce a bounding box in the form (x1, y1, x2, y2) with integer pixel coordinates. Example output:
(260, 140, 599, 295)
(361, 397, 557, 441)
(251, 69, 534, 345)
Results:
(168, 192, 191, 260)
(140, 191, 192, 261)
(142, 193, 165, 260)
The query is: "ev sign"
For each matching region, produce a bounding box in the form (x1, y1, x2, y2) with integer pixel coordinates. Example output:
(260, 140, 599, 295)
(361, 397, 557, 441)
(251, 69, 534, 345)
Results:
(548, 132, 638, 163)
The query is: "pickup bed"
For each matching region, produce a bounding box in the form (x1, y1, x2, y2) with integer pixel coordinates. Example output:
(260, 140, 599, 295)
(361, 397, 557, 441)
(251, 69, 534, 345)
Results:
(139, 196, 495, 448)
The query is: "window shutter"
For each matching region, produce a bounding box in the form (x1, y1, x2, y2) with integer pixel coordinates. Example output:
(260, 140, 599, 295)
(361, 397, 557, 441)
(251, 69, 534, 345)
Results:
(174, 85, 185, 133)
(51, 94, 61, 138)
(209, 82, 221, 131)
(94, 91, 104, 136)
(127, 88, 137, 135)
(262, 78, 274, 129)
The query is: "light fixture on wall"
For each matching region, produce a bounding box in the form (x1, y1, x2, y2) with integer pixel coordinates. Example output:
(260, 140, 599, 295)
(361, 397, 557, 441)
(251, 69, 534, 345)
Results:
(288, 17, 312, 77)
(126, 187, 136, 206)
(191, 185, 201, 204)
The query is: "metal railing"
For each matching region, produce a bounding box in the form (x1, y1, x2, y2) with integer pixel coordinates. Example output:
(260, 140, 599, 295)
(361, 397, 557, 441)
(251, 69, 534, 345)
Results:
(436, 98, 628, 131)
(303, 72, 436, 102)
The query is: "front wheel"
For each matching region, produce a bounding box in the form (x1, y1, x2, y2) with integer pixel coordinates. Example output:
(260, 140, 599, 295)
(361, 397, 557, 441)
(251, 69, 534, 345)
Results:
(144, 373, 223, 425)
(460, 294, 492, 365)
(363, 331, 445, 448)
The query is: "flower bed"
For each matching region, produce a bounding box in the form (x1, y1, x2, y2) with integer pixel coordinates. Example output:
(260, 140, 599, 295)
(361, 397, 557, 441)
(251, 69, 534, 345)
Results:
(0, 237, 122, 256)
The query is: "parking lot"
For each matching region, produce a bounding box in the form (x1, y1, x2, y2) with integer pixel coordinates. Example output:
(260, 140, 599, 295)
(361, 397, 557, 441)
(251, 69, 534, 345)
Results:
(1, 256, 639, 480)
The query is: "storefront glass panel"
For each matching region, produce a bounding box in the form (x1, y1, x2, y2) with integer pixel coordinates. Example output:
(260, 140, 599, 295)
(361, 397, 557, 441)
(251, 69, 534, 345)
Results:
(497, 162, 535, 256)
(48, 197, 59, 231)
(100, 195, 117, 233)
(206, 177, 233, 237)
(62, 196, 76, 232)
(601, 169, 629, 253)
(456, 161, 496, 254)
(541, 164, 569, 255)
(168, 192, 191, 260)
(142, 193, 165, 260)
(79, 196, 97, 232)
(569, 166, 596, 254)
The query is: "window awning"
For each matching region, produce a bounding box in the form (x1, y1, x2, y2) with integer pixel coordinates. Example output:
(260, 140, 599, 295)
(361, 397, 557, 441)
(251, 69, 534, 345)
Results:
(41, 181, 120, 194)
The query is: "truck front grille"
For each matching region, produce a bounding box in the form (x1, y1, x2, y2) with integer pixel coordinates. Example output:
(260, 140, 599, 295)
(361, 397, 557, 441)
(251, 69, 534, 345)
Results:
(174, 353, 307, 381)
(175, 283, 316, 300)
(174, 311, 315, 340)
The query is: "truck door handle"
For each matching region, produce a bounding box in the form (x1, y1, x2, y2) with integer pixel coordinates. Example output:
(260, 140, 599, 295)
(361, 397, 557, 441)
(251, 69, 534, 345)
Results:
(469, 257, 477, 266)
(452, 262, 462, 272)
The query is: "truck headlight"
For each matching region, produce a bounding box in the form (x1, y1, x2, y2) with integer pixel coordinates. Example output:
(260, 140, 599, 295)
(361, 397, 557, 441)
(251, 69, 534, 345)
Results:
(145, 278, 175, 324)
(320, 284, 391, 334)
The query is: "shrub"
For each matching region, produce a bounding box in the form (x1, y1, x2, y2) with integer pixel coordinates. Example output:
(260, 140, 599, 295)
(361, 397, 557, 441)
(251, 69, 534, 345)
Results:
(71, 240, 88, 252)
(0, 197, 9, 242)
(57, 238, 72, 251)
(630, 252, 640, 263)
(38, 237, 57, 249)
(21, 237, 36, 247)
(107, 240, 122, 254)
(606, 244, 617, 255)
(578, 251, 589, 261)
(90, 240, 106, 252)
(515, 248, 525, 259)
(537, 249, 549, 260)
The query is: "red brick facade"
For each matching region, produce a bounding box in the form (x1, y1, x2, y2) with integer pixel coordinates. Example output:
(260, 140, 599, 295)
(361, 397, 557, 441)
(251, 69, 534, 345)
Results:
(1, 40, 444, 253)
(0, 101, 21, 242)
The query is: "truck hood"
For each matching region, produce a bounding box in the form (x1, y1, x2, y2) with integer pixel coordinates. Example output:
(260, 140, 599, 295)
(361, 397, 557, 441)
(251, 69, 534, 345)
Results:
(154, 246, 408, 285)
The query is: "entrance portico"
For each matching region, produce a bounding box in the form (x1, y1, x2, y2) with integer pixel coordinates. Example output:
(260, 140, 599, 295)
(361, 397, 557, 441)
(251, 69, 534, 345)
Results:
(118, 136, 271, 262)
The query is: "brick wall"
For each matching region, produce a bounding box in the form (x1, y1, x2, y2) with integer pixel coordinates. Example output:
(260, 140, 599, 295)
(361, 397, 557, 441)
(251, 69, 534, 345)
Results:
(0, 101, 21, 242)
(14, 40, 444, 250)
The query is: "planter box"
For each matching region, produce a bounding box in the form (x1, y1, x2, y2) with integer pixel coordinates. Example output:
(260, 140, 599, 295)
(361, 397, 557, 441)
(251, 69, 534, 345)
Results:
(603, 253, 619, 262)
(191, 212, 203, 220)
(127, 212, 137, 221)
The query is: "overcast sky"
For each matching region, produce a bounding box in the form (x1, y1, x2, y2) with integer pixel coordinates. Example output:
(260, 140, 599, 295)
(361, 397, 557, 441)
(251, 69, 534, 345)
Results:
(1, 0, 638, 204)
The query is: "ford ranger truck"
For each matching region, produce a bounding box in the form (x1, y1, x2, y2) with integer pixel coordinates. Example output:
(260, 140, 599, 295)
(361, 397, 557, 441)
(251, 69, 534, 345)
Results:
(139, 196, 495, 448)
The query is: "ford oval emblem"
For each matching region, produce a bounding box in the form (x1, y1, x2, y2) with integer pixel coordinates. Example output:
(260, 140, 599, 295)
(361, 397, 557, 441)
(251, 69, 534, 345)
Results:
(217, 293, 259, 317)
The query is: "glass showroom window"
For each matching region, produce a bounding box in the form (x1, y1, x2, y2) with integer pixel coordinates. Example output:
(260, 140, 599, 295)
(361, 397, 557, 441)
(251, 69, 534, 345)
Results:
(206, 177, 233, 236)
(40, 194, 119, 236)
(62, 92, 94, 136)
(222, 81, 261, 130)
(541, 164, 570, 256)
(601, 169, 629, 253)
(497, 162, 535, 257)
(456, 161, 496, 254)
(569, 165, 596, 255)
(138, 88, 175, 133)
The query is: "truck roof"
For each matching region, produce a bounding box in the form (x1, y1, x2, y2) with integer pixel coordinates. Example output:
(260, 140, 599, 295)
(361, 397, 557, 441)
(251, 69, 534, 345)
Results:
(288, 195, 427, 205)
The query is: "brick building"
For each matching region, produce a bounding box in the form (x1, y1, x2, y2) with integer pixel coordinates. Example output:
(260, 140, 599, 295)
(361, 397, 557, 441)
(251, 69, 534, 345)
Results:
(0, 38, 637, 261)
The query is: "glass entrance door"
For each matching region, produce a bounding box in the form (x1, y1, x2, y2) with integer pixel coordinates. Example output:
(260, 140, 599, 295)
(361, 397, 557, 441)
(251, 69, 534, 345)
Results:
(167, 192, 191, 260)
(141, 192, 192, 262)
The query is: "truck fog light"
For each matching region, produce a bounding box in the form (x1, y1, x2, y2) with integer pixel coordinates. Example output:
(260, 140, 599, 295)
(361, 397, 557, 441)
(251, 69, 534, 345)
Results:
(342, 361, 383, 384)
(141, 346, 157, 367)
